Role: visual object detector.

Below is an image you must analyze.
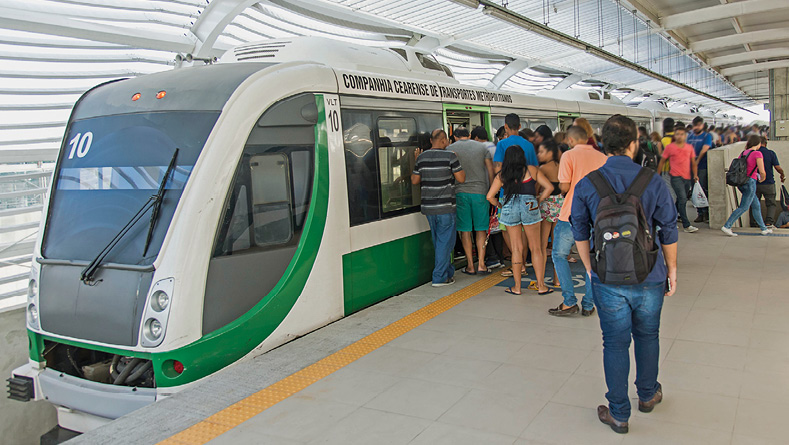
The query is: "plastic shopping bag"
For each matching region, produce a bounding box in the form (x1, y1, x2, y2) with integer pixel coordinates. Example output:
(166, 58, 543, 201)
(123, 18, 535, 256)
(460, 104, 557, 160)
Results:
(691, 181, 709, 208)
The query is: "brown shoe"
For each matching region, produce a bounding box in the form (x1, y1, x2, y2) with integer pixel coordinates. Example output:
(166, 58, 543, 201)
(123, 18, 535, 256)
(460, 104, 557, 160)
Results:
(582, 307, 596, 317)
(638, 384, 663, 413)
(548, 304, 579, 316)
(597, 405, 628, 434)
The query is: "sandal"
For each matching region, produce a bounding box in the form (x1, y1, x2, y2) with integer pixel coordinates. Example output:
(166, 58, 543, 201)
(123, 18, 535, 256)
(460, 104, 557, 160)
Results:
(538, 288, 555, 295)
(461, 269, 477, 275)
(477, 268, 491, 275)
(501, 269, 514, 277)
(527, 281, 539, 291)
(504, 287, 521, 295)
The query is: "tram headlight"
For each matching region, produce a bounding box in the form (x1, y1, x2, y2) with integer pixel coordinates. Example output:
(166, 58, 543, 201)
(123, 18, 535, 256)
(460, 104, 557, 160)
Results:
(151, 290, 170, 312)
(27, 279, 37, 300)
(144, 318, 163, 341)
(27, 304, 38, 327)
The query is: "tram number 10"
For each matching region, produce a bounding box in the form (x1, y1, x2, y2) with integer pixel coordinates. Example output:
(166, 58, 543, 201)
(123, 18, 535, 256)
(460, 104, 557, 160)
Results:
(328, 109, 340, 133)
(68, 132, 94, 159)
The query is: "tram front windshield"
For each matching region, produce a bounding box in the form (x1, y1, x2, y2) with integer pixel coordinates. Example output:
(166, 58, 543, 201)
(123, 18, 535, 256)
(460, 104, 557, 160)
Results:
(42, 111, 220, 265)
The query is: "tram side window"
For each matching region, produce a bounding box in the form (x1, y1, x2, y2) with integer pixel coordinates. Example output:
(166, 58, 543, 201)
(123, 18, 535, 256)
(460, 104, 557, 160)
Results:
(213, 145, 313, 257)
(377, 117, 420, 214)
(342, 111, 381, 225)
(249, 154, 293, 246)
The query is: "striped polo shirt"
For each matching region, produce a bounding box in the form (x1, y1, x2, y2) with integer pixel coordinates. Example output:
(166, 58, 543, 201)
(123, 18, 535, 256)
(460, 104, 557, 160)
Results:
(413, 149, 463, 215)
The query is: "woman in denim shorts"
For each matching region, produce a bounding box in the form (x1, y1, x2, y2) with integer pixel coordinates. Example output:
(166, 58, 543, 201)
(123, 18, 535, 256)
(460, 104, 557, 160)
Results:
(487, 145, 553, 295)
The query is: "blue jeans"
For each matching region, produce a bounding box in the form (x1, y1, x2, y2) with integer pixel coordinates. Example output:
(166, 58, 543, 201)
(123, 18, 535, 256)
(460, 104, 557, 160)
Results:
(426, 213, 456, 284)
(592, 277, 665, 422)
(724, 178, 766, 230)
(669, 176, 691, 228)
(552, 221, 593, 310)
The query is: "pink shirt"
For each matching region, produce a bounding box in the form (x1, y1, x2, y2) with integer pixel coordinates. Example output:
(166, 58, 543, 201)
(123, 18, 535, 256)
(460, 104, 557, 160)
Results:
(662, 143, 695, 180)
(742, 149, 763, 180)
(557, 144, 607, 222)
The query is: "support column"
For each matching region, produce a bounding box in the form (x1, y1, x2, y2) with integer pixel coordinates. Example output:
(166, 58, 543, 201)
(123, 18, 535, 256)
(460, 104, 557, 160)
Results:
(769, 67, 789, 140)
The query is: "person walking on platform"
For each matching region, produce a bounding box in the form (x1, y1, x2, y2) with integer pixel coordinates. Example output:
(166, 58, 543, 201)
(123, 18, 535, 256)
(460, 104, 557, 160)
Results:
(750, 137, 785, 228)
(721, 135, 773, 236)
(487, 145, 553, 295)
(448, 127, 494, 274)
(687, 117, 712, 223)
(412, 129, 466, 286)
(548, 125, 607, 317)
(571, 114, 678, 434)
(657, 126, 699, 233)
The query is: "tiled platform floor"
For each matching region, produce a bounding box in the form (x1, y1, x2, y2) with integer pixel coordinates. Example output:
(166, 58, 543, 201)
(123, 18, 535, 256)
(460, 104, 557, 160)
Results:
(205, 228, 788, 445)
(73, 226, 789, 445)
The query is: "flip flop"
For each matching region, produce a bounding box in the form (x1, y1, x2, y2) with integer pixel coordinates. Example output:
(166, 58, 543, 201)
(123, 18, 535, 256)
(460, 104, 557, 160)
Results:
(501, 269, 514, 277)
(527, 281, 539, 291)
(538, 288, 555, 295)
(461, 269, 477, 275)
(477, 269, 492, 275)
(504, 287, 521, 295)
(568, 257, 578, 263)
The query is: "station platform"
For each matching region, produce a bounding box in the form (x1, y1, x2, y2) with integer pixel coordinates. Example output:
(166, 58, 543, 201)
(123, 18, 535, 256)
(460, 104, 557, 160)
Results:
(70, 227, 788, 445)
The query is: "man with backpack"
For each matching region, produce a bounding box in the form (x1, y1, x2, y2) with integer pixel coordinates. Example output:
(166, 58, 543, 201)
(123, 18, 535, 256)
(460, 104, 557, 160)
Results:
(570, 115, 678, 434)
(637, 126, 659, 171)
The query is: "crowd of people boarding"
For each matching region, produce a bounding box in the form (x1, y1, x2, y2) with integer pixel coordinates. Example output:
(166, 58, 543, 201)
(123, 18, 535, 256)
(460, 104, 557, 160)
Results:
(410, 112, 784, 434)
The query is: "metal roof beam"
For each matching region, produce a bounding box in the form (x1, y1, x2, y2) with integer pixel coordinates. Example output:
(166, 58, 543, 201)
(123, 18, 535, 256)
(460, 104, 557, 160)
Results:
(709, 48, 789, 67)
(722, 59, 789, 76)
(552, 74, 583, 90)
(488, 59, 533, 89)
(0, 5, 194, 53)
(691, 28, 789, 53)
(662, 0, 789, 30)
(191, 0, 260, 59)
(449, 0, 752, 112)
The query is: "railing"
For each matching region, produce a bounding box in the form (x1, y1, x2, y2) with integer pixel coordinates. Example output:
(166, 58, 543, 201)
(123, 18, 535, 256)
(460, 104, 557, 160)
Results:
(0, 157, 53, 308)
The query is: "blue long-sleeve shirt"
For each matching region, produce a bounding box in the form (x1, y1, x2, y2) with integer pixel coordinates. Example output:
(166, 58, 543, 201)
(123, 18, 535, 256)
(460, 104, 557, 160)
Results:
(571, 156, 678, 283)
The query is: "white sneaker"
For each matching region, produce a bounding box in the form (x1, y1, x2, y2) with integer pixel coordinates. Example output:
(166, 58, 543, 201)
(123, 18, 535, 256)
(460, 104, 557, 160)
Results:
(766, 224, 776, 229)
(431, 277, 455, 287)
(684, 226, 699, 233)
(761, 228, 773, 235)
(721, 227, 737, 237)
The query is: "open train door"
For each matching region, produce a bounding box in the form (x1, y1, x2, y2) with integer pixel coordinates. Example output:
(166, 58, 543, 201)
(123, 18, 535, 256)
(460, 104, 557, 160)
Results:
(443, 104, 492, 140)
(558, 112, 579, 132)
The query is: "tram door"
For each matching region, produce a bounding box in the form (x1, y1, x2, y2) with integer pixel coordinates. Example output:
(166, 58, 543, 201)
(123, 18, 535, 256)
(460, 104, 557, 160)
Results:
(444, 105, 491, 141)
(558, 113, 579, 132)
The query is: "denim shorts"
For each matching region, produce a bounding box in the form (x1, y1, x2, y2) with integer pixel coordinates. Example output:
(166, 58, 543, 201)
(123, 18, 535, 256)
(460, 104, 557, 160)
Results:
(500, 194, 541, 227)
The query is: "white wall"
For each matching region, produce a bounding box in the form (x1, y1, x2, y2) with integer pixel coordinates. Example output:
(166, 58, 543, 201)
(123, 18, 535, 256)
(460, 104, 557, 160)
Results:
(0, 308, 57, 444)
(708, 141, 789, 229)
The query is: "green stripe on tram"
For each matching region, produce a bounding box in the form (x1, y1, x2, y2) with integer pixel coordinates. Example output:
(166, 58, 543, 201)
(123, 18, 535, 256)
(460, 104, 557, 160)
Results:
(342, 231, 434, 315)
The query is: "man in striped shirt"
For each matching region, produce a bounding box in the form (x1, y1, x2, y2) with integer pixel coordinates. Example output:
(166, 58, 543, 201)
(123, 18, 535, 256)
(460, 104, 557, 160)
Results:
(412, 129, 466, 287)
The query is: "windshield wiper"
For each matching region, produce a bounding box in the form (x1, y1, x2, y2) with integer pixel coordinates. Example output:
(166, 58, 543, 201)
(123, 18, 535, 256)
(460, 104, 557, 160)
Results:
(143, 149, 178, 256)
(80, 149, 179, 283)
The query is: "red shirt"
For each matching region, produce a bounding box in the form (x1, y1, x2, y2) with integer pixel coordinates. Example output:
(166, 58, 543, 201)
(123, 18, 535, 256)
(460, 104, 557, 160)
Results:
(662, 143, 695, 180)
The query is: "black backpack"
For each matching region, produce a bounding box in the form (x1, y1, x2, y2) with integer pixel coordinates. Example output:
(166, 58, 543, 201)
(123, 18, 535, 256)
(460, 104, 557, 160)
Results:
(640, 140, 659, 171)
(588, 168, 659, 285)
(726, 150, 756, 187)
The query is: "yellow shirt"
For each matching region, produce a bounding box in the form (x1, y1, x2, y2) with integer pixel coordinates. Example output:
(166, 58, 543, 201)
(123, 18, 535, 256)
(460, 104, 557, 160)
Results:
(660, 132, 674, 173)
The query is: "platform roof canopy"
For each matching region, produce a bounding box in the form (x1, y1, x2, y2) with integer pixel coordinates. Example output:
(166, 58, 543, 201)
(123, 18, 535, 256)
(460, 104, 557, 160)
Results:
(1, 0, 784, 159)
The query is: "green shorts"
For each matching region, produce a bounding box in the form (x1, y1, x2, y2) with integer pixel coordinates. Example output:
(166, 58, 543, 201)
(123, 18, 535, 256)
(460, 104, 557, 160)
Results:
(456, 193, 490, 232)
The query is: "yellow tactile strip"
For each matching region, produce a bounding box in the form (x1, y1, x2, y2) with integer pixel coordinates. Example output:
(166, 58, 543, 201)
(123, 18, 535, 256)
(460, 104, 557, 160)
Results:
(159, 273, 505, 445)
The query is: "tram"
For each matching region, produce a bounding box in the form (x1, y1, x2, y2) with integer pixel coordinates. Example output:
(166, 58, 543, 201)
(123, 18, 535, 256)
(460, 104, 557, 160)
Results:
(9, 36, 699, 432)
